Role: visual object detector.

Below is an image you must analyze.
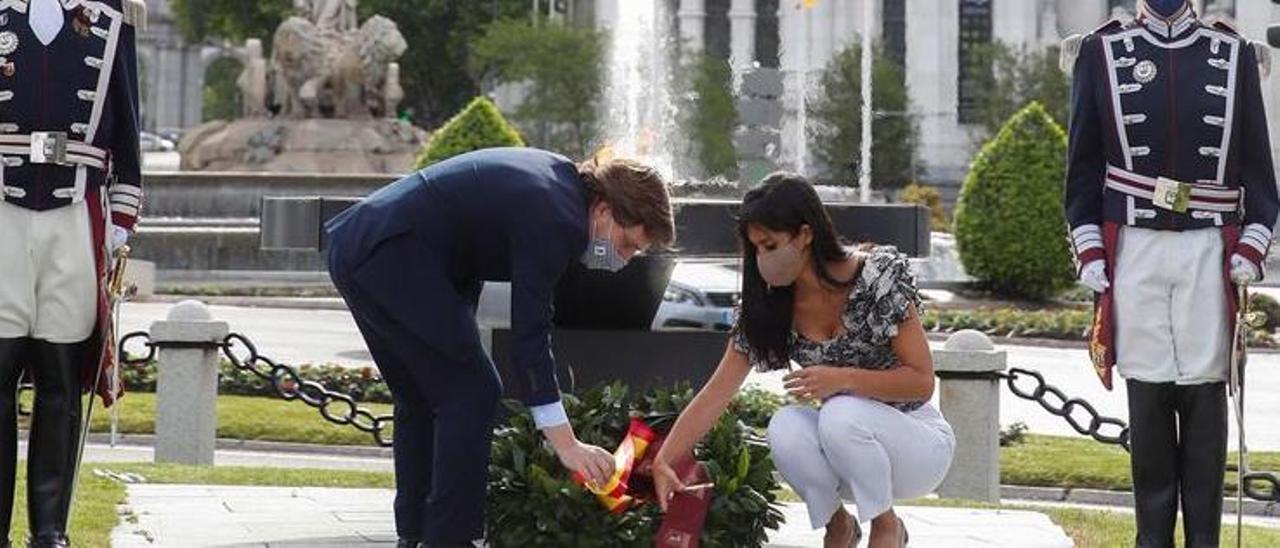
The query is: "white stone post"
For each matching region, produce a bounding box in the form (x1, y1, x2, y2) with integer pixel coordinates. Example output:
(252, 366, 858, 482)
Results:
(151, 300, 228, 465)
(678, 0, 706, 54)
(933, 330, 1007, 503)
(729, 0, 757, 71)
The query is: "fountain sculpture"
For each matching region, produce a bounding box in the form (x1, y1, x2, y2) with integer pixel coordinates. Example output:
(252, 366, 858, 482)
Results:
(178, 0, 425, 173)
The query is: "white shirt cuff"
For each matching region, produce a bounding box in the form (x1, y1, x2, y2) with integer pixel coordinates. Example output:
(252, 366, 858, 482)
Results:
(530, 400, 569, 429)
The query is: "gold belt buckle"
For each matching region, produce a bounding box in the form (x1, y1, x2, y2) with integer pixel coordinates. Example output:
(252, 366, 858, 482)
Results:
(1153, 177, 1191, 213)
(30, 132, 69, 165)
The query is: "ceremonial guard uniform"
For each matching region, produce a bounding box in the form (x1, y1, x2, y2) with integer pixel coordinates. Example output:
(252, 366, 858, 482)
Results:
(1063, 1, 1277, 546)
(0, 0, 144, 546)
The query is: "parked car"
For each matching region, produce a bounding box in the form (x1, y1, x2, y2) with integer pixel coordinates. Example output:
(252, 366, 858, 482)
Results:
(140, 131, 176, 152)
(651, 260, 740, 331)
(476, 259, 741, 332)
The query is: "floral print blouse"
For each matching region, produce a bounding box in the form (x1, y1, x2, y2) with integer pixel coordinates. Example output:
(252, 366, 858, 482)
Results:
(732, 246, 926, 412)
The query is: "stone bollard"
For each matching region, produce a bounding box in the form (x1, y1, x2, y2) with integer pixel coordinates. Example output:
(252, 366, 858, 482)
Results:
(151, 300, 228, 465)
(933, 329, 1007, 503)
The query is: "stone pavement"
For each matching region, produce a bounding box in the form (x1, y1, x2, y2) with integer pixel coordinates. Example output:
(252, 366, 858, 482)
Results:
(110, 484, 1074, 547)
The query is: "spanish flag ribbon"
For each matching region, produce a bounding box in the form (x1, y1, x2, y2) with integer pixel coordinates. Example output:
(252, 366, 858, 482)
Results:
(575, 418, 658, 513)
(572, 417, 713, 547)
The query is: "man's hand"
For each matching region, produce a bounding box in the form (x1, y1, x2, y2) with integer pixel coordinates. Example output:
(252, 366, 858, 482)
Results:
(1079, 260, 1109, 293)
(1231, 253, 1261, 285)
(543, 423, 614, 487)
(783, 365, 851, 402)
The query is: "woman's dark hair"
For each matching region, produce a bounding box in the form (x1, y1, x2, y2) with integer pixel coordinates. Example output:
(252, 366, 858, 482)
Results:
(736, 172, 854, 370)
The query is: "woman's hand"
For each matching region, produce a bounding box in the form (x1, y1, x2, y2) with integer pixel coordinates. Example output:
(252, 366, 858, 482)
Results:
(652, 459, 686, 512)
(783, 365, 852, 402)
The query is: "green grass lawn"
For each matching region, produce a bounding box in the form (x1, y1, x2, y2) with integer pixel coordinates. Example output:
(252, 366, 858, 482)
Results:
(39, 392, 392, 447)
(5, 463, 394, 547)
(1003, 434, 1280, 497)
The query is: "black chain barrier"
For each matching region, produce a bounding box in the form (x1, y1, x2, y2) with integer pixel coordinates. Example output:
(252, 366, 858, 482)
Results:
(983, 366, 1279, 503)
(96, 331, 1280, 501)
(118, 330, 394, 447)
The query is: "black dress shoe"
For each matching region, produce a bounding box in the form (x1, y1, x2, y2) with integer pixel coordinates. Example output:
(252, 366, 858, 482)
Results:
(396, 540, 422, 548)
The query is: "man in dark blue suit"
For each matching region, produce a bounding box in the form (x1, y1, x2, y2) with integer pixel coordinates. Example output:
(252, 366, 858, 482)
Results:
(326, 147, 675, 547)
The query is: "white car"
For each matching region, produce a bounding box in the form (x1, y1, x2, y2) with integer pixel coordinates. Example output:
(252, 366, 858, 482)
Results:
(651, 260, 740, 331)
(476, 259, 741, 332)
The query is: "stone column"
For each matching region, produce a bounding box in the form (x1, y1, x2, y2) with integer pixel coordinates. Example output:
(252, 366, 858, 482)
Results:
(678, 0, 707, 54)
(933, 330, 1008, 503)
(728, 0, 757, 70)
(152, 300, 229, 465)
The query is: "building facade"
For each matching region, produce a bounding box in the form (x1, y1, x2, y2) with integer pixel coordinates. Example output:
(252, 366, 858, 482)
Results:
(593, 0, 1279, 191)
(135, 0, 205, 134)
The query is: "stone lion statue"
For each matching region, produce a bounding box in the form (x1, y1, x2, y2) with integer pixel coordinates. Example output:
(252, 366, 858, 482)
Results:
(268, 14, 407, 119)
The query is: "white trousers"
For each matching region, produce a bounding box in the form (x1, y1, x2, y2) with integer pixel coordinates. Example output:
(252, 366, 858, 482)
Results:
(1114, 227, 1229, 384)
(766, 396, 955, 529)
(0, 200, 98, 342)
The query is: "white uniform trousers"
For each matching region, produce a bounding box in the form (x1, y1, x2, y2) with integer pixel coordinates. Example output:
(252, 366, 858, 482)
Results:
(766, 395, 955, 528)
(0, 200, 98, 342)
(1113, 227, 1229, 384)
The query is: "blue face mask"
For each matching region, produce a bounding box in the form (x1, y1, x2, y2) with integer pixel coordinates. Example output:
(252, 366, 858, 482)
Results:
(1145, 0, 1187, 18)
(581, 217, 629, 272)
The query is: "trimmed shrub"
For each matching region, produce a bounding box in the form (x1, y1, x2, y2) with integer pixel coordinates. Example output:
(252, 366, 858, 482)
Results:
(953, 102, 1075, 300)
(487, 383, 784, 547)
(414, 96, 524, 168)
(1250, 293, 1280, 333)
(898, 183, 948, 232)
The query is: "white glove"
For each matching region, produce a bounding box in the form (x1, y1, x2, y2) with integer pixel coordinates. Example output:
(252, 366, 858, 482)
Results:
(1079, 260, 1110, 293)
(1231, 253, 1261, 284)
(110, 224, 129, 255)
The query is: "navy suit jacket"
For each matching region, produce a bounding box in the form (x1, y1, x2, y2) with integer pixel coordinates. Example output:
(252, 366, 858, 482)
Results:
(326, 148, 589, 406)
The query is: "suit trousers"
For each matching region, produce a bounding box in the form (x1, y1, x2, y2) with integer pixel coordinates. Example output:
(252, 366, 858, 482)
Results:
(329, 244, 501, 545)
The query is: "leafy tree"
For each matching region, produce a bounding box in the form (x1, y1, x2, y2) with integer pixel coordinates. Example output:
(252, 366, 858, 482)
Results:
(171, 0, 533, 127)
(470, 19, 604, 159)
(202, 57, 243, 121)
(953, 102, 1074, 300)
(809, 42, 919, 190)
(169, 0, 292, 44)
(415, 97, 525, 168)
(677, 54, 740, 180)
(968, 42, 1070, 141)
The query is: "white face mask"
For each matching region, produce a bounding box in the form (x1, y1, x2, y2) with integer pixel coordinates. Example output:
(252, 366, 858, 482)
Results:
(581, 216, 629, 272)
(757, 237, 804, 287)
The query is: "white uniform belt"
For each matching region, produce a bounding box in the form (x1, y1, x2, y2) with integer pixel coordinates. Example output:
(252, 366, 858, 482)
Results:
(1104, 165, 1240, 213)
(0, 134, 108, 170)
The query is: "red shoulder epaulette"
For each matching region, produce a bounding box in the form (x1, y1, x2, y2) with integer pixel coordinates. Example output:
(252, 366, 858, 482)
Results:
(1092, 18, 1126, 36)
(1209, 18, 1240, 36)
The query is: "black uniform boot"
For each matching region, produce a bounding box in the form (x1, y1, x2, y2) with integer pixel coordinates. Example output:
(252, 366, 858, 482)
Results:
(0, 338, 28, 546)
(25, 341, 87, 548)
(1177, 382, 1228, 548)
(1126, 380, 1179, 548)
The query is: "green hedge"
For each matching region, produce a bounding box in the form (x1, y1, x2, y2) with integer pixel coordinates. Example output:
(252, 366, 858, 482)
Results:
(923, 307, 1277, 347)
(121, 360, 392, 404)
(954, 102, 1075, 300)
(414, 96, 524, 168)
(488, 384, 784, 547)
